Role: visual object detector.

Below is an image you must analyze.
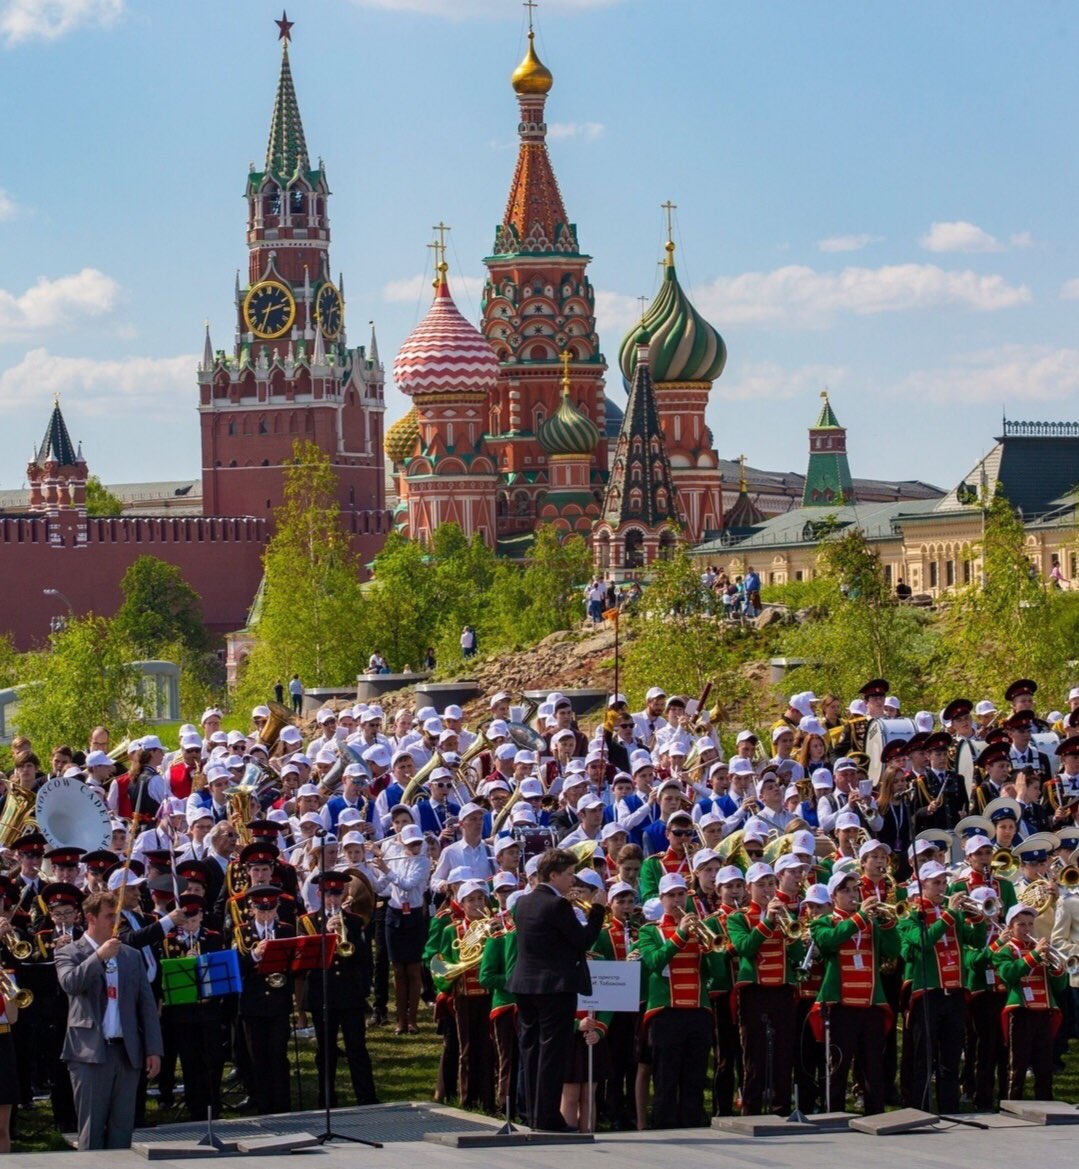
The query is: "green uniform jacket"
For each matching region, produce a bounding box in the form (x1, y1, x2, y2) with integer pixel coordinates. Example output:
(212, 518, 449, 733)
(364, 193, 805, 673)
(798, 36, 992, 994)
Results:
(990, 943, 1068, 1009)
(423, 912, 454, 967)
(809, 911, 900, 1007)
(726, 908, 806, 984)
(636, 920, 727, 1014)
(478, 928, 518, 1012)
(897, 905, 981, 992)
(639, 851, 686, 904)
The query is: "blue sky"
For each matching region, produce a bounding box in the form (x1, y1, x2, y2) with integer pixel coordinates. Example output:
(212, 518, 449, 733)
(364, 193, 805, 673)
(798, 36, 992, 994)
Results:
(1, 0, 1077, 492)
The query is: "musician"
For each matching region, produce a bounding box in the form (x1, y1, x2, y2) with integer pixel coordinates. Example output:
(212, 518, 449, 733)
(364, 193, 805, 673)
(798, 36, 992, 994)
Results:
(324, 766, 373, 832)
(1047, 739, 1079, 814)
(12, 832, 47, 916)
(236, 884, 294, 1115)
(898, 860, 980, 1112)
(632, 872, 717, 1127)
(632, 686, 668, 747)
(971, 741, 1010, 812)
(559, 794, 605, 848)
(0, 891, 22, 1154)
(588, 880, 637, 1128)
(430, 803, 495, 893)
(431, 879, 494, 1112)
(374, 823, 431, 1034)
(160, 892, 226, 1120)
(833, 680, 886, 756)
(1015, 771, 1051, 838)
(478, 886, 519, 1118)
(168, 735, 204, 800)
(374, 750, 417, 830)
(298, 871, 377, 1107)
(962, 886, 1009, 1109)
(949, 832, 1018, 910)
(992, 903, 1068, 1099)
(909, 732, 967, 832)
(638, 809, 695, 901)
(1007, 710, 1052, 779)
(177, 809, 215, 863)
(1012, 836, 1058, 940)
(1005, 679, 1052, 734)
(423, 868, 469, 1103)
(727, 861, 805, 1115)
(186, 767, 230, 825)
(810, 870, 900, 1115)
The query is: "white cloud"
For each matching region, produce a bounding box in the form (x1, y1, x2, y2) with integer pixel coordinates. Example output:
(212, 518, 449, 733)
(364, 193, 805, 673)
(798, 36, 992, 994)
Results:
(1010, 230, 1035, 249)
(0, 189, 17, 221)
(919, 220, 1004, 253)
(0, 268, 120, 340)
(688, 263, 1029, 326)
(381, 272, 486, 305)
(1060, 278, 1079, 301)
(888, 344, 1079, 405)
(547, 121, 604, 142)
(817, 233, 883, 253)
(0, 0, 123, 46)
(0, 349, 196, 419)
(715, 361, 848, 403)
(348, 0, 617, 15)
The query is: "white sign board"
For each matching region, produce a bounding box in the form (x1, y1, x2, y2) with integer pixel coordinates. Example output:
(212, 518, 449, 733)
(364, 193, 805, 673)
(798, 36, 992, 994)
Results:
(577, 960, 641, 1013)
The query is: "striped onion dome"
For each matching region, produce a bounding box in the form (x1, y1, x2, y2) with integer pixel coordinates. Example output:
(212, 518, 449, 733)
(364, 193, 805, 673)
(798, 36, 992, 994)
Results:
(618, 241, 726, 384)
(384, 406, 420, 464)
(393, 266, 500, 397)
(538, 388, 600, 456)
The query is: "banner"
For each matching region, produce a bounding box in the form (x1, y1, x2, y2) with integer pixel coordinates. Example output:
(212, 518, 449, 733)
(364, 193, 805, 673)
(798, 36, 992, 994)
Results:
(578, 959, 641, 1013)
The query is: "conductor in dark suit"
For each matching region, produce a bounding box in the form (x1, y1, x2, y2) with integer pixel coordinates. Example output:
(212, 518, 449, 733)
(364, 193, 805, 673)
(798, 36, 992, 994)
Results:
(55, 890, 163, 1151)
(507, 849, 606, 1131)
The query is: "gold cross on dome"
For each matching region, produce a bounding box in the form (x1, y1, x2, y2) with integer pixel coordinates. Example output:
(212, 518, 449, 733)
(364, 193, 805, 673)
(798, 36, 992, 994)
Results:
(523, 0, 538, 32)
(560, 349, 572, 393)
(431, 221, 450, 268)
(738, 453, 748, 493)
(637, 295, 648, 323)
(661, 200, 677, 243)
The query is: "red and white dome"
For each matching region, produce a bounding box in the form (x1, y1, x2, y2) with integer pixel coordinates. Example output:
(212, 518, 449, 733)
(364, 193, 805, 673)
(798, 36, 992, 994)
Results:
(393, 271, 500, 397)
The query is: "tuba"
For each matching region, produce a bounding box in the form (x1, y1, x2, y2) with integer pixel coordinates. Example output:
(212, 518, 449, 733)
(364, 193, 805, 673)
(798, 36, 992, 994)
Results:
(257, 702, 296, 753)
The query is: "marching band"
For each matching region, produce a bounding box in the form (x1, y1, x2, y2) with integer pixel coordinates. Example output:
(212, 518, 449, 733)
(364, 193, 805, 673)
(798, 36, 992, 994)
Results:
(1, 675, 1079, 1139)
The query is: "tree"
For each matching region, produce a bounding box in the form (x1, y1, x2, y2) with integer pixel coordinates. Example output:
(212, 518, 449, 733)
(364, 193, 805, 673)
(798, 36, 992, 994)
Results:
(84, 476, 123, 517)
(931, 489, 1068, 697)
(13, 616, 139, 750)
(780, 528, 936, 705)
(236, 442, 366, 704)
(114, 556, 209, 658)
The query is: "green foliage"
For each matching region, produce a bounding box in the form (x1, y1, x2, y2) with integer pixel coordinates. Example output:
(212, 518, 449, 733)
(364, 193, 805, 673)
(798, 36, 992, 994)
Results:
(236, 442, 366, 705)
(114, 556, 209, 658)
(13, 616, 140, 750)
(621, 550, 755, 715)
(929, 490, 1070, 697)
(778, 528, 937, 705)
(84, 475, 123, 517)
(0, 634, 18, 690)
(760, 577, 834, 612)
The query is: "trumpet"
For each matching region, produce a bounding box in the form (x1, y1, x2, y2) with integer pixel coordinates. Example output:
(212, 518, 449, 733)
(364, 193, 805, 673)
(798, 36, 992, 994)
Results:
(328, 912, 355, 959)
(958, 895, 1001, 918)
(678, 911, 726, 950)
(769, 902, 803, 938)
(0, 967, 32, 1009)
(1042, 943, 1079, 976)
(0, 929, 31, 961)
(1050, 858, 1079, 888)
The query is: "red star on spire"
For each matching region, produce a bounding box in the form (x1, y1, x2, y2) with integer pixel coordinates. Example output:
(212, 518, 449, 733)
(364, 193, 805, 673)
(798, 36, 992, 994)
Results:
(275, 10, 294, 41)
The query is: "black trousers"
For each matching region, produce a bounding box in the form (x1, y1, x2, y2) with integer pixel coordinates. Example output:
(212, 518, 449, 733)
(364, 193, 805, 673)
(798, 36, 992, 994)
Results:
(1006, 1009, 1053, 1101)
(602, 1011, 637, 1126)
(172, 1008, 225, 1120)
(311, 1007, 377, 1108)
(711, 992, 739, 1116)
(242, 1014, 291, 1115)
(908, 989, 965, 1113)
(827, 1003, 886, 1115)
(435, 1003, 459, 1102)
(291, 695, 302, 715)
(455, 992, 494, 1112)
(492, 1009, 518, 1115)
(738, 984, 796, 1115)
(369, 904, 389, 1015)
(794, 996, 824, 1114)
(516, 990, 576, 1131)
(968, 990, 1007, 1109)
(649, 1008, 712, 1128)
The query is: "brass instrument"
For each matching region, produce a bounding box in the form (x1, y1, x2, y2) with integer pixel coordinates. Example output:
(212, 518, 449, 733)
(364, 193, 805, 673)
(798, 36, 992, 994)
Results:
(958, 895, 1001, 918)
(1, 929, 31, 961)
(1018, 879, 1057, 912)
(1051, 857, 1079, 888)
(257, 702, 297, 752)
(399, 749, 449, 806)
(680, 911, 726, 950)
(0, 787, 37, 849)
(770, 903, 803, 938)
(991, 848, 1018, 880)
(328, 912, 355, 959)
(430, 913, 502, 982)
(226, 784, 258, 847)
(0, 967, 32, 1009)
(566, 839, 600, 872)
(1042, 943, 1079, 976)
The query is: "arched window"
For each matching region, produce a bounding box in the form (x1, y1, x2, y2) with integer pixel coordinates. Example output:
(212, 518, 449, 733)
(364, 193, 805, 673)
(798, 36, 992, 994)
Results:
(658, 530, 676, 561)
(625, 530, 645, 569)
(227, 420, 236, 437)
(289, 188, 306, 215)
(263, 186, 281, 216)
(258, 417, 268, 435)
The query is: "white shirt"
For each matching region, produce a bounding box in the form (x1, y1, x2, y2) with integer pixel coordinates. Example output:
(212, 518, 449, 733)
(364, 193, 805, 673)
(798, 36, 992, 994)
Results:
(102, 956, 122, 1039)
(431, 839, 496, 890)
(632, 711, 667, 744)
(380, 855, 432, 911)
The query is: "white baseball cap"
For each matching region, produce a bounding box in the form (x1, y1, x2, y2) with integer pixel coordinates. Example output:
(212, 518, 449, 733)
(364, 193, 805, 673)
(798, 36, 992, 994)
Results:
(658, 872, 688, 894)
(803, 883, 832, 905)
(744, 862, 775, 884)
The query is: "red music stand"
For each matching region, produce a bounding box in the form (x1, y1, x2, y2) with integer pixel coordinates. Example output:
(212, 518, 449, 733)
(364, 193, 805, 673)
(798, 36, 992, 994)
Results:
(255, 934, 337, 977)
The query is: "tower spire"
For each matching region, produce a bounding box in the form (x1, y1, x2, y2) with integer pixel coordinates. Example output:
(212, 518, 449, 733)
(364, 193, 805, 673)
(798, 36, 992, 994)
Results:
(202, 320, 213, 370)
(266, 12, 308, 180)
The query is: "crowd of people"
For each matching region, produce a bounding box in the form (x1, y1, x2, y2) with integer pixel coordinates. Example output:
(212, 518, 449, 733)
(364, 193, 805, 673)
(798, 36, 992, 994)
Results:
(1, 674, 1078, 1147)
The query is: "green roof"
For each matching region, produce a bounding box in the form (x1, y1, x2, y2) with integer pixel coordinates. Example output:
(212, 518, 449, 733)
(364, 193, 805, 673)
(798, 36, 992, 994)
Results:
(265, 41, 309, 180)
(813, 392, 841, 429)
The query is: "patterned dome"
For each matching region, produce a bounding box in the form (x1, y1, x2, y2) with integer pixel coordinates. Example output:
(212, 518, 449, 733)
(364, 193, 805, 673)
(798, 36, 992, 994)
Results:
(619, 243, 726, 385)
(384, 406, 419, 464)
(511, 32, 553, 96)
(393, 267, 500, 397)
(538, 389, 600, 457)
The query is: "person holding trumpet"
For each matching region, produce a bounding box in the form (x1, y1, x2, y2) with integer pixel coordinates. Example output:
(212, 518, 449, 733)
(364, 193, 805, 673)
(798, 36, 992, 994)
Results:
(298, 870, 377, 1108)
(991, 903, 1070, 1101)
(963, 886, 1011, 1110)
(635, 872, 726, 1128)
(809, 870, 901, 1115)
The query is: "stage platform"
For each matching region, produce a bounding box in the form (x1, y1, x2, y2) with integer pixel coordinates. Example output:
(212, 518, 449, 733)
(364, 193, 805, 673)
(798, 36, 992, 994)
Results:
(45, 1103, 1074, 1167)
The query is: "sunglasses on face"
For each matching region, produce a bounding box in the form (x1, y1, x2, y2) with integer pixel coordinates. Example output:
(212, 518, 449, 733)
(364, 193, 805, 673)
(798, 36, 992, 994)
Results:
(670, 829, 694, 838)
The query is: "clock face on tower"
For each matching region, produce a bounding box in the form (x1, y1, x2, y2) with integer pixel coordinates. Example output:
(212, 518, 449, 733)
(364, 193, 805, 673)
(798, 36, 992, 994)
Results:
(243, 280, 296, 339)
(316, 282, 343, 340)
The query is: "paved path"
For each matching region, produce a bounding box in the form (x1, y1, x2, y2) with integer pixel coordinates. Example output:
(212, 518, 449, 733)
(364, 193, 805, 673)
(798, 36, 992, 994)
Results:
(27, 1106, 1076, 1168)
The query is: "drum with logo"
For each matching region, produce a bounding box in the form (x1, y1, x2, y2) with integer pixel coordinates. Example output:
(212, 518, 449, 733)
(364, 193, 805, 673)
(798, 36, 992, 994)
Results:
(865, 718, 917, 782)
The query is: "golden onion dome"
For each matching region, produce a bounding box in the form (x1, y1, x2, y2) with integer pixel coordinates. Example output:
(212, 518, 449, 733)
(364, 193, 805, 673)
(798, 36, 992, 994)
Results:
(511, 32, 553, 96)
(384, 406, 419, 465)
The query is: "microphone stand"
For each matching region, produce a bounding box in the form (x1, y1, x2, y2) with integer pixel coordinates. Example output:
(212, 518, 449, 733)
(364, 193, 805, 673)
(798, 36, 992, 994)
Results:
(314, 829, 381, 1148)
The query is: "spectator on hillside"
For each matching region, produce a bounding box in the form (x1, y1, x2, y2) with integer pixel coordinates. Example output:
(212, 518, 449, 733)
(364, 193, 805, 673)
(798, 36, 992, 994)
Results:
(460, 625, 477, 658)
(288, 674, 304, 715)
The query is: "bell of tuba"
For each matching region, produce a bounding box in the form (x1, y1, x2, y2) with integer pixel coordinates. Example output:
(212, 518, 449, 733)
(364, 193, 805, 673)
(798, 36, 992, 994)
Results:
(257, 702, 296, 753)
(0, 788, 37, 850)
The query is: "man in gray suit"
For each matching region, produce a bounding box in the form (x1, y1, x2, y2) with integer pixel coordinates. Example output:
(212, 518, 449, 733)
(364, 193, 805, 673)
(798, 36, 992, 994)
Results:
(56, 890, 163, 1150)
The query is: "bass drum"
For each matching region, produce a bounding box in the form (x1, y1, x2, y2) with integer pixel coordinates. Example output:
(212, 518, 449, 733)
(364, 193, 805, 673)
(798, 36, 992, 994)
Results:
(865, 718, 917, 783)
(954, 738, 988, 800)
(35, 777, 111, 853)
